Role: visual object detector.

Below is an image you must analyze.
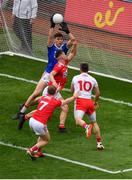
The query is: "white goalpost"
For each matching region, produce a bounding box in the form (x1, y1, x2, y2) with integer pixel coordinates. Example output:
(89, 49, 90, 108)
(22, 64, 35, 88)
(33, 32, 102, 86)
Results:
(0, 0, 132, 83)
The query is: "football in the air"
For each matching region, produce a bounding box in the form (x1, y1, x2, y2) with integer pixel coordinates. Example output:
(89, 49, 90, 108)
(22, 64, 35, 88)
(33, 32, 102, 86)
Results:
(52, 13, 64, 24)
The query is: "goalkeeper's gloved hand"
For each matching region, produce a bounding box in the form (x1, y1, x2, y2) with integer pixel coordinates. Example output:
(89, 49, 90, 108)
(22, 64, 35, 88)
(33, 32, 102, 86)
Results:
(59, 22, 70, 34)
(50, 14, 56, 28)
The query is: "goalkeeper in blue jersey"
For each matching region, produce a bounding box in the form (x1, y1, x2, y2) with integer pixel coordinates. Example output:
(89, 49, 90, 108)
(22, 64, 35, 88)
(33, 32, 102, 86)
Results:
(13, 14, 76, 132)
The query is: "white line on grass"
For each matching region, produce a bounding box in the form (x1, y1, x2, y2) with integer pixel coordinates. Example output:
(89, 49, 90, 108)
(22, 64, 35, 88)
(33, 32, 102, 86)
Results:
(1, 141, 132, 174)
(0, 74, 132, 173)
(0, 141, 122, 174)
(0, 73, 132, 107)
(2, 51, 132, 83)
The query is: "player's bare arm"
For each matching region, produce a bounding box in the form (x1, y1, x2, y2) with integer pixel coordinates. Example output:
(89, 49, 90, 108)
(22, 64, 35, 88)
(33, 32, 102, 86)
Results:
(47, 15, 55, 46)
(29, 96, 42, 106)
(67, 40, 77, 62)
(94, 86, 100, 109)
(49, 70, 58, 88)
(67, 32, 76, 48)
(61, 91, 79, 106)
(25, 109, 37, 119)
(47, 28, 54, 47)
(70, 83, 74, 93)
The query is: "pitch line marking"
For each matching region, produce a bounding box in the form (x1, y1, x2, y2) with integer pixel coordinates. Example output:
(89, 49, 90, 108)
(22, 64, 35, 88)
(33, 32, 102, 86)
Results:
(0, 74, 132, 173)
(2, 51, 132, 83)
(0, 73, 132, 107)
(0, 141, 123, 174)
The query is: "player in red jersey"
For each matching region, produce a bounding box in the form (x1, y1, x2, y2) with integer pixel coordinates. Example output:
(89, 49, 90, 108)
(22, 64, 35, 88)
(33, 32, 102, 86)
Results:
(26, 85, 78, 160)
(43, 40, 77, 132)
(71, 63, 104, 150)
(18, 40, 77, 131)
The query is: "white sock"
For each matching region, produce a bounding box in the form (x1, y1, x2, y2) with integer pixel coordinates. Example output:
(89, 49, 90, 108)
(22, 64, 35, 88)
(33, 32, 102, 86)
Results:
(20, 106, 27, 113)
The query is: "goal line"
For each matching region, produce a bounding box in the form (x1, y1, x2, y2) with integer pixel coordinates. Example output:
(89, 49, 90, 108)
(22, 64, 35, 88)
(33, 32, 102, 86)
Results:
(0, 51, 132, 83)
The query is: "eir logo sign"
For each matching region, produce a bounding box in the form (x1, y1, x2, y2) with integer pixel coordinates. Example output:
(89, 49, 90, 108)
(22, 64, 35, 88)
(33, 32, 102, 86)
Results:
(65, 0, 132, 37)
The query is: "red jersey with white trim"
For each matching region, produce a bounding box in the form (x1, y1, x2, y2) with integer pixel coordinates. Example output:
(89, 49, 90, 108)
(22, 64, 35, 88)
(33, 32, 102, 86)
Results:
(71, 73, 98, 99)
(33, 95, 62, 125)
(48, 60, 68, 89)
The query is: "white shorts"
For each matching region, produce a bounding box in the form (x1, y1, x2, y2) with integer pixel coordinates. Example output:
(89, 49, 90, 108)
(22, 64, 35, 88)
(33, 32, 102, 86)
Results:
(74, 109, 96, 123)
(29, 117, 48, 136)
(42, 86, 62, 99)
(41, 72, 50, 84)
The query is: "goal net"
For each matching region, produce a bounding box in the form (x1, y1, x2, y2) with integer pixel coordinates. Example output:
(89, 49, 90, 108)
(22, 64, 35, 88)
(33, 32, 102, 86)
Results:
(0, 0, 132, 82)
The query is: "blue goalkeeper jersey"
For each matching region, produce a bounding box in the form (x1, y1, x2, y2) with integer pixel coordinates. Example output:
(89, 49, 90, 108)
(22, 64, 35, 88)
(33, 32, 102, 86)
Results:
(45, 42, 68, 73)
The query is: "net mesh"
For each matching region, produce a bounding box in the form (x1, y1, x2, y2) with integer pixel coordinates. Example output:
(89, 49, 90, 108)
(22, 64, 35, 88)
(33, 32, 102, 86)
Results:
(0, 0, 132, 82)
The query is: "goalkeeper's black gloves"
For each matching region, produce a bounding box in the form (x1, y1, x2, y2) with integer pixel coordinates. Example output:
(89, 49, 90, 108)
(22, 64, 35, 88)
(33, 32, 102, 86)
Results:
(50, 14, 55, 28)
(59, 22, 70, 34)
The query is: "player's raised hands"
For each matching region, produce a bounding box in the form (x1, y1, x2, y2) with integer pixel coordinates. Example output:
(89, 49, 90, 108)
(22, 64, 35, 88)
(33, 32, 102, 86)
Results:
(59, 22, 70, 34)
(50, 14, 56, 28)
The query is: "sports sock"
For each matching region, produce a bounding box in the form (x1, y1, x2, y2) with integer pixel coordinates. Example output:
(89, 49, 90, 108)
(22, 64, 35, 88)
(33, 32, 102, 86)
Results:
(20, 104, 29, 113)
(96, 136, 101, 142)
(38, 148, 41, 152)
(59, 124, 65, 129)
(82, 123, 88, 129)
(30, 145, 39, 152)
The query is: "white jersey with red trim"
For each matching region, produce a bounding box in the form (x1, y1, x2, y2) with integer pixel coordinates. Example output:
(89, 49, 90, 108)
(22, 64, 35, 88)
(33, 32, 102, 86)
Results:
(71, 73, 98, 99)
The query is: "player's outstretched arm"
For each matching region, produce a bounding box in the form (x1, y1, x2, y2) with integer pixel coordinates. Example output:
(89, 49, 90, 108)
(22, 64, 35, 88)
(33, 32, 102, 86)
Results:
(29, 96, 42, 106)
(47, 28, 54, 47)
(67, 40, 77, 62)
(59, 21, 75, 48)
(47, 15, 56, 46)
(61, 91, 79, 106)
(25, 109, 37, 119)
(67, 32, 76, 48)
(49, 71, 58, 88)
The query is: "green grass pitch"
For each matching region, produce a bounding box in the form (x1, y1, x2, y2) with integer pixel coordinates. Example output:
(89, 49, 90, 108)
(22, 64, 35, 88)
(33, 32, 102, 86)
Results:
(0, 55, 132, 179)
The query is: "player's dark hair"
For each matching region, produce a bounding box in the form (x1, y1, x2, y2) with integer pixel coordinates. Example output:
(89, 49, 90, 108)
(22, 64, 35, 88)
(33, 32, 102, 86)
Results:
(54, 32, 63, 39)
(55, 49, 63, 59)
(48, 85, 57, 95)
(80, 63, 89, 72)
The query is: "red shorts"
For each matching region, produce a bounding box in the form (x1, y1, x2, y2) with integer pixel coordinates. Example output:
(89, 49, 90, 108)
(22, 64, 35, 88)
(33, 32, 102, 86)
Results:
(75, 98, 95, 115)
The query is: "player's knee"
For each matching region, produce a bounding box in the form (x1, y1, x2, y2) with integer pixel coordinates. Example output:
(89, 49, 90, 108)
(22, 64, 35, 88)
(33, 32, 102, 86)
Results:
(65, 104, 69, 113)
(62, 104, 69, 113)
(75, 118, 80, 125)
(42, 134, 50, 142)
